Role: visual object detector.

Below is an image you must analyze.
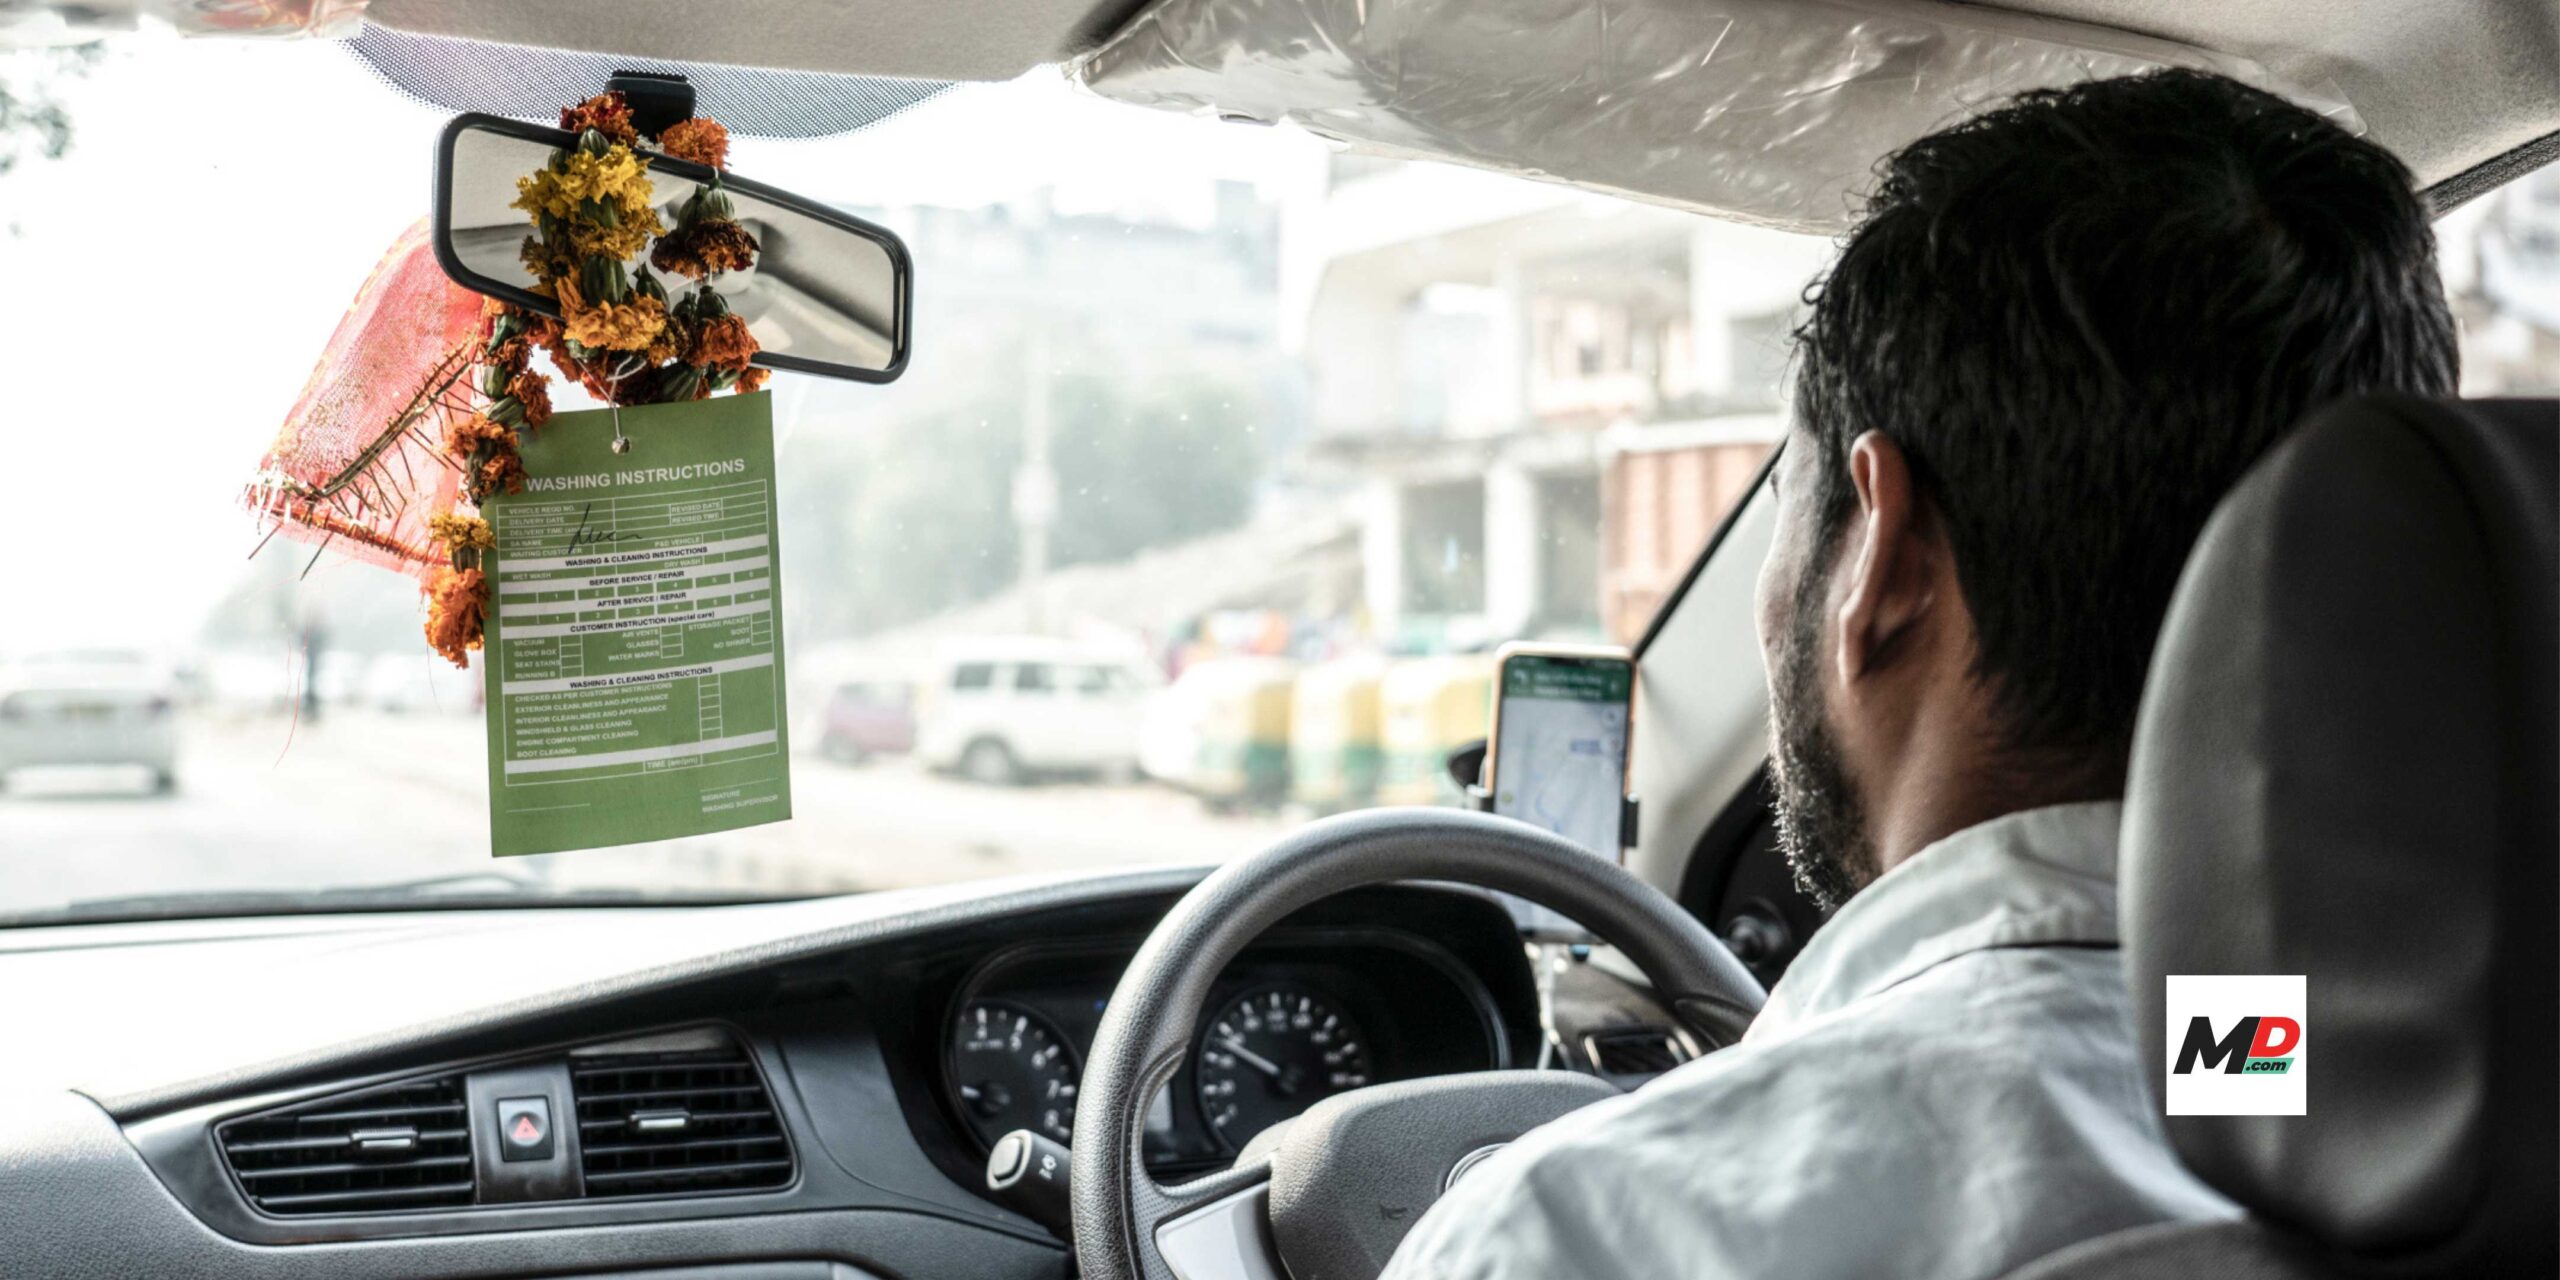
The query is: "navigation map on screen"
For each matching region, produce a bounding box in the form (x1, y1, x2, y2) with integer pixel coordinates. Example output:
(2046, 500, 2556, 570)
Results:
(1491, 654, 1632, 859)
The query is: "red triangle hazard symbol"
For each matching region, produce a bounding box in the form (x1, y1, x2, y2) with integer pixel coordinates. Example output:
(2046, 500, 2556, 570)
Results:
(511, 1114, 541, 1143)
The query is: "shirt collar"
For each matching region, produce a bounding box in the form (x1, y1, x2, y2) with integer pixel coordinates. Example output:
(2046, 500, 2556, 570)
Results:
(1750, 800, 2125, 1035)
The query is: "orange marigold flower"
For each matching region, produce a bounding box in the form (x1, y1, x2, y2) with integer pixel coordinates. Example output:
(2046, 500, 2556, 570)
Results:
(423, 566, 489, 668)
(658, 117, 731, 169)
(650, 218, 758, 279)
(490, 332, 534, 372)
(559, 92, 637, 146)
(442, 413, 515, 466)
(523, 311, 574, 372)
(684, 312, 758, 372)
(480, 450, 528, 496)
(736, 366, 771, 394)
(507, 370, 553, 427)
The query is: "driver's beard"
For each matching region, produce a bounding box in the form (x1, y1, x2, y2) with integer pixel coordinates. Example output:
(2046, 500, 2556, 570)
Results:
(1768, 559, 1876, 914)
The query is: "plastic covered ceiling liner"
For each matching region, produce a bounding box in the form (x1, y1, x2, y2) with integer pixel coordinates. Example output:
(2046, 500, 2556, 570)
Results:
(1070, 0, 2357, 234)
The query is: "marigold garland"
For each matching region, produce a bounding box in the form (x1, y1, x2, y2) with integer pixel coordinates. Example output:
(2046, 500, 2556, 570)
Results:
(420, 92, 768, 665)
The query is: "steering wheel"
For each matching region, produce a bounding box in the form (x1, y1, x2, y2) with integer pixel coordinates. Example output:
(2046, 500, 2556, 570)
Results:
(1069, 807, 1767, 1280)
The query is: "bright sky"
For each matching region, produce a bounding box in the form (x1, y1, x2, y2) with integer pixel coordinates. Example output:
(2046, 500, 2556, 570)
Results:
(0, 32, 1326, 655)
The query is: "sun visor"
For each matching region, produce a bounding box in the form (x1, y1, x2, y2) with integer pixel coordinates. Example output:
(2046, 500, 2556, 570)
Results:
(1070, 0, 2358, 233)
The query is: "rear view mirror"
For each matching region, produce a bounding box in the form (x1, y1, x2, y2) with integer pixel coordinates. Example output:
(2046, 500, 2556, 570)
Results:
(433, 112, 910, 383)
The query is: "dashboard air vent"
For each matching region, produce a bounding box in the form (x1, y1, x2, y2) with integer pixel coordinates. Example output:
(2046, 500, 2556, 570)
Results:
(571, 1042, 792, 1197)
(217, 1075, 474, 1215)
(1583, 1028, 1692, 1077)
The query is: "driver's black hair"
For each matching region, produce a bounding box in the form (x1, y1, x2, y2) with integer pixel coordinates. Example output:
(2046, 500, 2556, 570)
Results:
(1791, 67, 2458, 778)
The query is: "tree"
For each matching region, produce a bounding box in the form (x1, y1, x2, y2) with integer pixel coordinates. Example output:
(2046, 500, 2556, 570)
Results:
(1047, 373, 1262, 570)
(778, 375, 1268, 638)
(0, 43, 102, 179)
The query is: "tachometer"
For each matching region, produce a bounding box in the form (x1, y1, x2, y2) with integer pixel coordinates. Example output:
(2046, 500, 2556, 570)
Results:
(1196, 986, 1373, 1148)
(950, 1000, 1079, 1146)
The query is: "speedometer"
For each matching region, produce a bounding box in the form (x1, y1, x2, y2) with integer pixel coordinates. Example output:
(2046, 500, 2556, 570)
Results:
(1196, 986, 1373, 1149)
(949, 1000, 1079, 1146)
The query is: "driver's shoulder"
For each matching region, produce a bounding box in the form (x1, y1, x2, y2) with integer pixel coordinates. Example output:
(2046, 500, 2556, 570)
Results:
(1534, 946, 2145, 1165)
(1378, 957, 2162, 1280)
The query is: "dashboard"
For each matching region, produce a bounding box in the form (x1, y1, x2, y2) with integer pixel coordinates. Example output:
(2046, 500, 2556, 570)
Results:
(0, 868, 1567, 1280)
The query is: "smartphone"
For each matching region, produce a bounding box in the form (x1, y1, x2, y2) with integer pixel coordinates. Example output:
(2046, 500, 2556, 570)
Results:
(1485, 643, 1635, 860)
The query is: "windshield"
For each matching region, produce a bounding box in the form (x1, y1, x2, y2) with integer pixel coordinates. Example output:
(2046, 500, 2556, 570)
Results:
(2, 34, 2553, 924)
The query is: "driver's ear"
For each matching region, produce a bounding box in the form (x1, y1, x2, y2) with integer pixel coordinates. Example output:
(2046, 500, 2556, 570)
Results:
(1833, 431, 1946, 685)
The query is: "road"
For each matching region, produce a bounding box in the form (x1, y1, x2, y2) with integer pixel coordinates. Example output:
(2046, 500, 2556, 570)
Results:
(0, 709, 1292, 920)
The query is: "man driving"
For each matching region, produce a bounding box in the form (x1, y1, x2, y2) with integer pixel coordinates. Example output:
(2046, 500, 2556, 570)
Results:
(1383, 69, 2458, 1279)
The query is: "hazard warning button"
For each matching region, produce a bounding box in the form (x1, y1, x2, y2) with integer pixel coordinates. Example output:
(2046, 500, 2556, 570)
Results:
(497, 1096, 554, 1163)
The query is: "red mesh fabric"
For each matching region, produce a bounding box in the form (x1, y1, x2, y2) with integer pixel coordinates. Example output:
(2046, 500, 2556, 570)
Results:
(244, 220, 489, 581)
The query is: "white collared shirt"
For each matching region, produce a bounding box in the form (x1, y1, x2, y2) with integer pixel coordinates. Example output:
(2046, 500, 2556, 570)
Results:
(1382, 802, 2239, 1280)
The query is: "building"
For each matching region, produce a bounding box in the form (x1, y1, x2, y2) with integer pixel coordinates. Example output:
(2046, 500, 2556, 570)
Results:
(2446, 165, 2560, 396)
(1294, 158, 1833, 647)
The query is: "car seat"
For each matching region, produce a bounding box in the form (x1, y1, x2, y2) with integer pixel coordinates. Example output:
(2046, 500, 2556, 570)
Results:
(2006, 395, 2556, 1277)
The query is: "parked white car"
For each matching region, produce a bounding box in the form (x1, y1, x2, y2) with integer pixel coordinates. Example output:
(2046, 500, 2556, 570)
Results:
(0, 652, 180, 792)
(915, 639, 1157, 784)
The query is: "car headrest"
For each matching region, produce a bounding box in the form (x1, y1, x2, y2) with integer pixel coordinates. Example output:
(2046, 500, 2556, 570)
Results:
(2123, 395, 2556, 1272)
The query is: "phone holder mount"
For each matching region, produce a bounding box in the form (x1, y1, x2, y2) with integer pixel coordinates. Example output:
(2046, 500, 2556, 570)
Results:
(1461, 781, 1641, 856)
(1441, 739, 1640, 939)
(1464, 774, 1642, 945)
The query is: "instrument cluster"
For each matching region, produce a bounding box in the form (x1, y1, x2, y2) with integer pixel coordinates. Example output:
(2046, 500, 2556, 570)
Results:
(939, 933, 1503, 1172)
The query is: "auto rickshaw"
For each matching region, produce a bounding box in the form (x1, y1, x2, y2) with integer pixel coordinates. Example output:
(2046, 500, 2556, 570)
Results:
(1287, 655, 1387, 813)
(1376, 653, 1494, 806)
(1183, 656, 1298, 809)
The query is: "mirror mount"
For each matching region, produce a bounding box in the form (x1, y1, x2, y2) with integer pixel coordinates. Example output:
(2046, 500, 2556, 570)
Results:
(607, 70, 696, 141)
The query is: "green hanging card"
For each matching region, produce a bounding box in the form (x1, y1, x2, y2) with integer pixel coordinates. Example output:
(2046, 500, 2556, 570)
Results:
(478, 392, 792, 856)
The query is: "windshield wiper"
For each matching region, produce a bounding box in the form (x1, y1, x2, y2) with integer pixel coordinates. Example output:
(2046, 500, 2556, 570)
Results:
(2, 873, 830, 929)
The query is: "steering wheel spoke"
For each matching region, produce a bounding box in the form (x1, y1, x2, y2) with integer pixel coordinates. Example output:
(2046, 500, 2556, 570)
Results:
(1147, 1159, 1281, 1280)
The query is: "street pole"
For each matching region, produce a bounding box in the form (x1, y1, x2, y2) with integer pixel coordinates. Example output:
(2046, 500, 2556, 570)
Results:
(1014, 324, 1058, 634)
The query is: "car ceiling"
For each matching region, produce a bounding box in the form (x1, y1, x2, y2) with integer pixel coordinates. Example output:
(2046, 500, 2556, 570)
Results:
(367, 0, 2560, 201)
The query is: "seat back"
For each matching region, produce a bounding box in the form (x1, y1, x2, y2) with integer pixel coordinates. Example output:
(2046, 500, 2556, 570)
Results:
(2017, 395, 2557, 1278)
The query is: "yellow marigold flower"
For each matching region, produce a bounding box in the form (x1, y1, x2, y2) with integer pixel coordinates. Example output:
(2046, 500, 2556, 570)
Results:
(426, 512, 496, 554)
(563, 292, 669, 352)
(566, 217, 655, 265)
(512, 146, 664, 258)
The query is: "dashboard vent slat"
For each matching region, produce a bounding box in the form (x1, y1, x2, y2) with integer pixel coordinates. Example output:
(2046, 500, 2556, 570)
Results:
(570, 1043, 793, 1198)
(217, 1076, 474, 1215)
(1583, 1028, 1692, 1077)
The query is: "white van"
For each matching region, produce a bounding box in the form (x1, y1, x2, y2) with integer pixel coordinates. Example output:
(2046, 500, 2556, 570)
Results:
(915, 639, 1158, 784)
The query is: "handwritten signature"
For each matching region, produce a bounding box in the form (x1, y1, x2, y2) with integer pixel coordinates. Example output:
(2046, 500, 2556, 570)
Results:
(562, 503, 627, 555)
